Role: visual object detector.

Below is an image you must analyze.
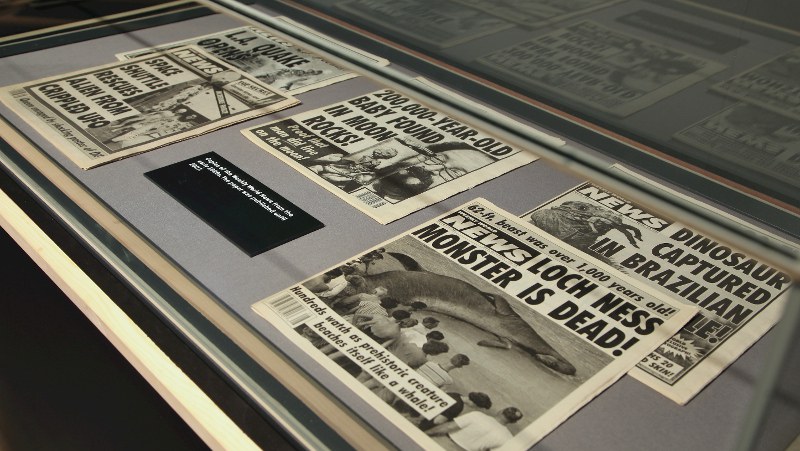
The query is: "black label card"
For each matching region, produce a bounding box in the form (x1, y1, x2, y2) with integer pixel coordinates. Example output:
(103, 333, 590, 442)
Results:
(146, 152, 323, 257)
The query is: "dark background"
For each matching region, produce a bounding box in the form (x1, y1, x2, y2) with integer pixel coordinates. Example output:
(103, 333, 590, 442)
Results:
(0, 223, 207, 450)
(0, 3, 297, 450)
(0, 163, 299, 450)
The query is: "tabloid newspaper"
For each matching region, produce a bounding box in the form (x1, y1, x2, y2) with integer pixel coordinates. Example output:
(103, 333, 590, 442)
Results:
(117, 20, 389, 95)
(712, 48, 800, 120)
(674, 103, 800, 189)
(241, 88, 537, 224)
(477, 21, 727, 117)
(0, 46, 298, 169)
(335, 0, 514, 48)
(252, 198, 695, 450)
(519, 166, 795, 404)
(450, 0, 622, 28)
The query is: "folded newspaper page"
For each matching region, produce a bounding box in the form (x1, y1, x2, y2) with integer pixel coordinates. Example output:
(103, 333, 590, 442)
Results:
(0, 46, 298, 169)
(712, 48, 800, 120)
(336, 0, 514, 48)
(519, 167, 795, 404)
(117, 21, 389, 95)
(252, 198, 695, 450)
(450, 0, 622, 28)
(674, 103, 800, 189)
(477, 21, 726, 117)
(241, 88, 537, 223)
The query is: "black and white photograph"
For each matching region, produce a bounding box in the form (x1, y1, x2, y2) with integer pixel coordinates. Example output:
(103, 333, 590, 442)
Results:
(0, 46, 298, 169)
(254, 199, 694, 449)
(243, 89, 536, 223)
(302, 137, 497, 202)
(527, 198, 646, 269)
(298, 237, 609, 450)
(88, 68, 285, 151)
(521, 174, 794, 404)
(118, 24, 388, 95)
(477, 21, 726, 117)
(451, 0, 622, 28)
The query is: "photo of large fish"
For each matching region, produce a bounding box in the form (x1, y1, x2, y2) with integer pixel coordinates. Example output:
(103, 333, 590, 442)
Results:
(347, 252, 577, 375)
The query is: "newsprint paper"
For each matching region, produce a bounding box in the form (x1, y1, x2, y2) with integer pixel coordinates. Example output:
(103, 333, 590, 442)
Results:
(520, 167, 795, 404)
(451, 0, 622, 29)
(336, 0, 514, 49)
(241, 88, 537, 224)
(252, 199, 695, 450)
(0, 46, 298, 169)
(712, 48, 800, 120)
(674, 103, 800, 189)
(477, 21, 726, 117)
(117, 21, 389, 95)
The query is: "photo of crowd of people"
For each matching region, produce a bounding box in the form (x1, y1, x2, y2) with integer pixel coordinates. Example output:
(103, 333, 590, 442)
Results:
(296, 237, 611, 450)
(527, 199, 644, 268)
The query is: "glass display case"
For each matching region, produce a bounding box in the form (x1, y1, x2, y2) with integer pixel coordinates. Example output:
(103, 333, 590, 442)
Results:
(1, 1, 797, 449)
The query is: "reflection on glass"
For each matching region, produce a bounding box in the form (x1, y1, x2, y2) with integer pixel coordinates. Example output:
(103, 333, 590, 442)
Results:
(292, 0, 800, 208)
(477, 21, 726, 117)
(337, 0, 513, 48)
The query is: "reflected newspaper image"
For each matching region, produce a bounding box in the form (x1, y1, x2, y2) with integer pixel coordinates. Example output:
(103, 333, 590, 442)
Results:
(451, 0, 622, 28)
(253, 199, 694, 450)
(336, 0, 514, 48)
(520, 168, 795, 404)
(674, 103, 800, 189)
(478, 21, 726, 117)
(0, 46, 298, 169)
(712, 47, 800, 120)
(241, 89, 536, 224)
(117, 21, 388, 95)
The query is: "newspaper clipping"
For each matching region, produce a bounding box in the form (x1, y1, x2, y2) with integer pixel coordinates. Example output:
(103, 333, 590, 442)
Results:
(117, 23, 388, 95)
(0, 46, 298, 169)
(241, 89, 537, 224)
(253, 198, 694, 450)
(712, 48, 800, 120)
(450, 0, 622, 28)
(674, 103, 800, 189)
(477, 21, 726, 117)
(336, 0, 514, 48)
(520, 171, 794, 403)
